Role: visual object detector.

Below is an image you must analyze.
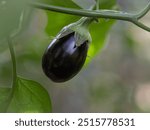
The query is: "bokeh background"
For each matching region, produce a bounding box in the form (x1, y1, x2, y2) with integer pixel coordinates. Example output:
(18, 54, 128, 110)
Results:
(0, 0, 150, 112)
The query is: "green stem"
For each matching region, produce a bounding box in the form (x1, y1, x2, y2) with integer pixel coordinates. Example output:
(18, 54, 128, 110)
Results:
(136, 1, 150, 19)
(30, 2, 150, 32)
(96, 0, 100, 10)
(132, 19, 150, 32)
(75, 17, 95, 28)
(30, 2, 133, 21)
(7, 36, 17, 94)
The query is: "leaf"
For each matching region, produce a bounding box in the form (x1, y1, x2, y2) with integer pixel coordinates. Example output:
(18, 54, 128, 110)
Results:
(37, 0, 96, 9)
(45, 0, 117, 65)
(6, 77, 52, 113)
(86, 19, 115, 64)
(85, 0, 117, 64)
(0, 78, 52, 113)
(0, 88, 11, 112)
(99, 0, 117, 9)
(37, 0, 79, 8)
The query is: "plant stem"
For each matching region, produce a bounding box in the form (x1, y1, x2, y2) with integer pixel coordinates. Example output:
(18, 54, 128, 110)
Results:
(30, 2, 150, 32)
(96, 0, 100, 10)
(132, 19, 150, 32)
(31, 2, 133, 21)
(7, 36, 17, 93)
(136, 1, 150, 19)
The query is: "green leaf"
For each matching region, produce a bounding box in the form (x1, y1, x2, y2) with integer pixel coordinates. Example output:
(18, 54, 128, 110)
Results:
(6, 77, 52, 113)
(86, 19, 115, 64)
(99, 0, 116, 9)
(0, 88, 11, 112)
(37, 0, 79, 8)
(0, 77, 52, 113)
(85, 0, 117, 64)
(45, 12, 80, 37)
(37, 0, 96, 9)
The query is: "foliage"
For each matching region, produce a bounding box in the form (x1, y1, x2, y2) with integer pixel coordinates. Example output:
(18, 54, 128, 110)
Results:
(0, 77, 52, 113)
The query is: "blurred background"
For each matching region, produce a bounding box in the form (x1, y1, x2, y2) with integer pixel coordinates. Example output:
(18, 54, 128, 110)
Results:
(0, 0, 150, 112)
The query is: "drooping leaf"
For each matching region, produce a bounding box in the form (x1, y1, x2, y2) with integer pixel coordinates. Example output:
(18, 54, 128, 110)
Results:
(6, 77, 52, 113)
(85, 0, 117, 64)
(86, 19, 115, 64)
(0, 77, 52, 113)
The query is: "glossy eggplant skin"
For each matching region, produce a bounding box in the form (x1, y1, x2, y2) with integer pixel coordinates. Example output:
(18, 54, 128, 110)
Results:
(42, 32, 88, 82)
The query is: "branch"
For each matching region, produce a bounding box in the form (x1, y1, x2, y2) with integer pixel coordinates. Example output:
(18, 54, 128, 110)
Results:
(131, 19, 150, 32)
(30, 2, 150, 32)
(135, 1, 150, 19)
(30, 2, 134, 20)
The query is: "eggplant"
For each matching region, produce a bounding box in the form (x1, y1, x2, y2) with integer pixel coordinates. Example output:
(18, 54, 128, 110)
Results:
(42, 17, 93, 82)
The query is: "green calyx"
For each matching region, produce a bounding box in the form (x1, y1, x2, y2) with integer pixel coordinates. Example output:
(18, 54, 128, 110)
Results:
(56, 17, 95, 46)
(69, 17, 94, 46)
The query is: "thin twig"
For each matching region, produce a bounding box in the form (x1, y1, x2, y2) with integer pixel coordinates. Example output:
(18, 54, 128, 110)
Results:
(132, 20, 150, 32)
